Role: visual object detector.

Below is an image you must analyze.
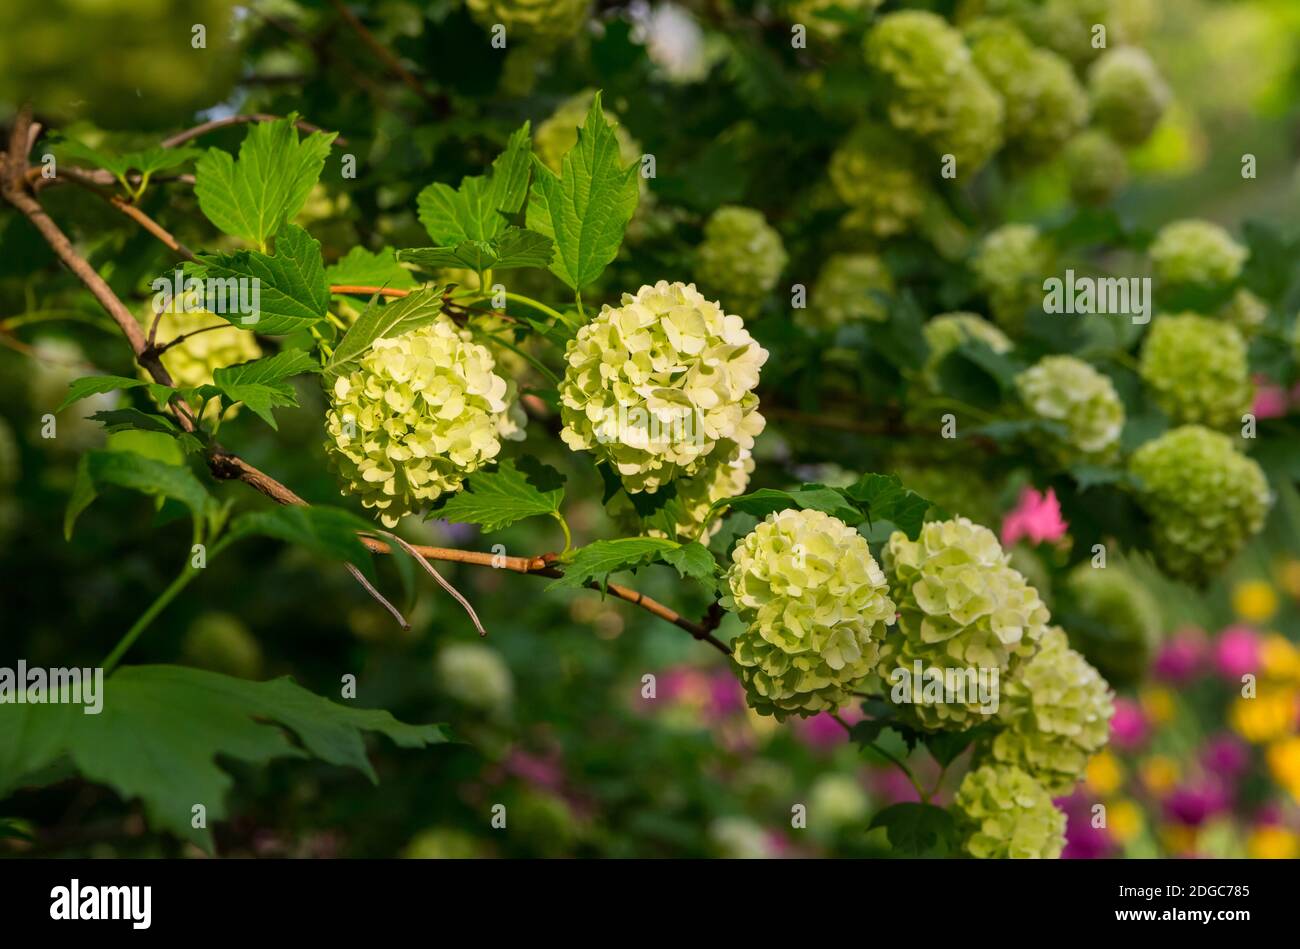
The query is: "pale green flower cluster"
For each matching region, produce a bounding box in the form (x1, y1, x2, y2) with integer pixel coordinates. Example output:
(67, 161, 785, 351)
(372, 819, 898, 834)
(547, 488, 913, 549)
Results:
(1062, 130, 1129, 206)
(1015, 355, 1125, 465)
(534, 89, 642, 175)
(1065, 563, 1163, 687)
(694, 206, 788, 317)
(992, 627, 1114, 795)
(725, 508, 897, 720)
(465, 0, 589, 45)
(1149, 219, 1248, 287)
(29, 338, 116, 450)
(148, 306, 262, 422)
(864, 11, 1005, 173)
(924, 312, 1013, 367)
(972, 224, 1054, 332)
(828, 125, 927, 238)
(325, 316, 526, 527)
(1220, 288, 1269, 336)
(435, 642, 515, 714)
(607, 441, 754, 541)
(1139, 314, 1253, 430)
(966, 19, 1086, 161)
(558, 281, 768, 494)
(878, 517, 1051, 730)
(1087, 47, 1170, 146)
(1128, 425, 1271, 582)
(786, 0, 882, 40)
(953, 763, 1066, 859)
(982, 0, 1144, 69)
(801, 253, 894, 330)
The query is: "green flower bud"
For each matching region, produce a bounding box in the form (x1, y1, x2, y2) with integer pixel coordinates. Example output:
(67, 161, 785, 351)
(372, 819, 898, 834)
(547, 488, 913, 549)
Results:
(1128, 425, 1271, 582)
(725, 508, 897, 720)
(1149, 219, 1248, 287)
(972, 224, 1054, 333)
(694, 206, 788, 317)
(466, 0, 589, 46)
(924, 312, 1013, 368)
(403, 827, 485, 859)
(1064, 562, 1163, 687)
(991, 627, 1114, 795)
(435, 642, 514, 713)
(808, 773, 870, 829)
(325, 316, 526, 527)
(785, 0, 883, 41)
(1088, 47, 1170, 146)
(1062, 130, 1129, 207)
(182, 612, 263, 680)
(1219, 288, 1269, 336)
(879, 518, 1051, 730)
(828, 125, 927, 238)
(1139, 314, 1253, 429)
(1015, 355, 1125, 465)
(559, 281, 768, 494)
(865, 11, 1006, 173)
(607, 441, 754, 542)
(967, 19, 1086, 161)
(953, 763, 1065, 859)
(146, 306, 262, 423)
(800, 253, 893, 330)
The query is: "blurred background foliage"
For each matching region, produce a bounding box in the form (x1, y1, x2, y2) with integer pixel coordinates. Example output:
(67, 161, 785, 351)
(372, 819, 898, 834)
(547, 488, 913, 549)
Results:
(3, 0, 1300, 858)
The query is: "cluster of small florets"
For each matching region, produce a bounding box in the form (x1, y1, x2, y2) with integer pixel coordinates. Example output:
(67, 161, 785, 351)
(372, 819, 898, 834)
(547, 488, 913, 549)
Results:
(1128, 425, 1271, 582)
(1139, 314, 1253, 430)
(924, 312, 1013, 364)
(148, 306, 262, 422)
(558, 281, 767, 494)
(435, 642, 514, 715)
(828, 125, 928, 238)
(607, 441, 754, 542)
(324, 316, 525, 527)
(991, 627, 1114, 795)
(725, 508, 897, 719)
(785, 0, 882, 40)
(800, 254, 894, 330)
(1149, 219, 1248, 287)
(972, 224, 1055, 332)
(864, 11, 1005, 173)
(1062, 130, 1129, 206)
(1015, 355, 1125, 465)
(1087, 46, 1170, 146)
(1220, 288, 1269, 336)
(1065, 562, 1163, 687)
(878, 517, 1051, 730)
(966, 18, 1086, 161)
(693, 206, 788, 318)
(984, 0, 1150, 69)
(952, 763, 1066, 859)
(465, 0, 589, 46)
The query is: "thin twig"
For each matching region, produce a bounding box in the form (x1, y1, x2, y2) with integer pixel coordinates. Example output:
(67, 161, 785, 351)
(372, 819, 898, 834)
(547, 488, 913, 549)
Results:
(156, 322, 232, 354)
(160, 113, 347, 149)
(109, 196, 197, 261)
(378, 530, 488, 637)
(345, 562, 409, 630)
(327, 0, 449, 115)
(330, 284, 411, 298)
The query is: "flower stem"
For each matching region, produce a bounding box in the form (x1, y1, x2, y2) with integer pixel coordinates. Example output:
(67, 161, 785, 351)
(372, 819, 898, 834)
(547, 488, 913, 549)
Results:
(100, 561, 202, 675)
(501, 292, 566, 324)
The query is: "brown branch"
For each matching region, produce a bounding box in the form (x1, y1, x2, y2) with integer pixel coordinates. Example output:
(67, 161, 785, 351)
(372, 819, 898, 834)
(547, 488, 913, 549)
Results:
(160, 113, 347, 149)
(330, 284, 411, 298)
(327, 0, 450, 115)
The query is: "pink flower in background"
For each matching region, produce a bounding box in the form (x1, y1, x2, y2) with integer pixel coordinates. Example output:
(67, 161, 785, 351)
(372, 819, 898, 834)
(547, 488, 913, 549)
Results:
(1212, 625, 1261, 681)
(1200, 733, 1251, 780)
(1153, 627, 1207, 682)
(871, 767, 922, 806)
(1000, 487, 1068, 547)
(1057, 792, 1115, 859)
(1109, 697, 1149, 750)
(1252, 377, 1289, 419)
(503, 748, 566, 793)
(796, 706, 863, 750)
(1164, 780, 1232, 827)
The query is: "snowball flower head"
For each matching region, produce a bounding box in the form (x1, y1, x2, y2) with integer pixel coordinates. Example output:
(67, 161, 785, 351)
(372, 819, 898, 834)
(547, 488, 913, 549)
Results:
(1088, 46, 1170, 145)
(325, 316, 525, 527)
(724, 508, 897, 720)
(954, 763, 1065, 858)
(693, 206, 788, 317)
(1015, 355, 1125, 464)
(145, 305, 262, 422)
(829, 124, 927, 238)
(801, 253, 894, 330)
(972, 224, 1054, 332)
(465, 0, 589, 45)
(558, 280, 768, 494)
(1149, 219, 1248, 287)
(1139, 314, 1253, 430)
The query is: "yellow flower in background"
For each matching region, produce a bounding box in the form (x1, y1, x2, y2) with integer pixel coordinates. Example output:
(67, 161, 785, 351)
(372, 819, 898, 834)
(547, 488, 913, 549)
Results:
(1108, 799, 1143, 845)
(1260, 635, 1300, 682)
(1247, 825, 1299, 860)
(1267, 737, 1300, 801)
(1158, 823, 1197, 856)
(1232, 579, 1278, 623)
(1141, 755, 1180, 796)
(1277, 559, 1300, 599)
(1139, 686, 1176, 726)
(1230, 687, 1298, 744)
(1085, 751, 1124, 797)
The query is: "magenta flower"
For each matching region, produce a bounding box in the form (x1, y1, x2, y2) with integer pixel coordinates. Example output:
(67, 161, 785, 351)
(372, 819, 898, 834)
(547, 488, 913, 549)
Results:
(1252, 377, 1289, 419)
(1212, 625, 1261, 681)
(1000, 487, 1068, 547)
(795, 706, 862, 750)
(1164, 780, 1231, 826)
(1057, 792, 1115, 859)
(1200, 733, 1250, 779)
(503, 748, 566, 793)
(1153, 627, 1207, 682)
(1109, 697, 1149, 750)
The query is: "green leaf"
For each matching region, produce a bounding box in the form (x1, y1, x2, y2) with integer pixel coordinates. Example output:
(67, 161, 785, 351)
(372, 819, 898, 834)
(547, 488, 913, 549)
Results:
(717, 485, 862, 525)
(549, 537, 679, 592)
(325, 246, 417, 290)
(525, 93, 640, 292)
(227, 504, 376, 581)
(436, 458, 565, 532)
(57, 375, 171, 412)
(868, 803, 957, 857)
(209, 350, 317, 430)
(194, 116, 336, 249)
(659, 542, 717, 588)
(842, 473, 934, 540)
(416, 123, 534, 245)
(400, 227, 554, 274)
(325, 286, 445, 378)
(86, 409, 205, 454)
(923, 724, 994, 767)
(0, 665, 447, 851)
(57, 139, 201, 194)
(194, 223, 330, 334)
(65, 450, 212, 538)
